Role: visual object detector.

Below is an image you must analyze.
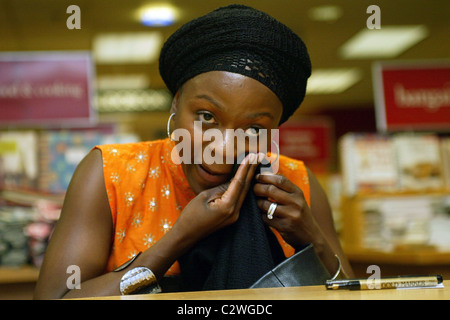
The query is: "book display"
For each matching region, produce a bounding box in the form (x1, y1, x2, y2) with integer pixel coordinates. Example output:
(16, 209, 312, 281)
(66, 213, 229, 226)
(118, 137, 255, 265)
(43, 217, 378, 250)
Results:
(339, 132, 450, 278)
(38, 130, 104, 193)
(340, 132, 448, 196)
(394, 134, 444, 191)
(339, 133, 398, 196)
(441, 137, 450, 189)
(0, 131, 39, 190)
(344, 194, 447, 251)
(0, 129, 138, 269)
(0, 206, 34, 266)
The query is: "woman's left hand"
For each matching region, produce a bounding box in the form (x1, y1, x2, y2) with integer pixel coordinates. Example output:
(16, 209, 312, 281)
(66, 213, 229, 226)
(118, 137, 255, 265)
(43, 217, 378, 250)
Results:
(253, 173, 325, 249)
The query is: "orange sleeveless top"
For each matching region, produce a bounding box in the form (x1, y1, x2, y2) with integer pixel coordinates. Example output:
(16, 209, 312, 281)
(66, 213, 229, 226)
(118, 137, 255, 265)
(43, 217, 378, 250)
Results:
(95, 138, 310, 275)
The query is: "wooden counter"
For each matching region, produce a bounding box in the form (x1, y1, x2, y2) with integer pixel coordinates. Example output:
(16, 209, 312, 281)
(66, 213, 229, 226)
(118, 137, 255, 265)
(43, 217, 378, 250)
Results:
(78, 280, 449, 300)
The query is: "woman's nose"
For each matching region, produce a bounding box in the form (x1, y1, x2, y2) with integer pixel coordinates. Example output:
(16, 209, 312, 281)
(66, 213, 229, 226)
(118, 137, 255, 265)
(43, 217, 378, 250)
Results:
(218, 129, 262, 164)
(202, 128, 270, 165)
(202, 129, 237, 165)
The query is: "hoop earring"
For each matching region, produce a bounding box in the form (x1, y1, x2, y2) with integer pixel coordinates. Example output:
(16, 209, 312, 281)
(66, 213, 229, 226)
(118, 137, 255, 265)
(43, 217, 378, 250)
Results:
(167, 113, 176, 141)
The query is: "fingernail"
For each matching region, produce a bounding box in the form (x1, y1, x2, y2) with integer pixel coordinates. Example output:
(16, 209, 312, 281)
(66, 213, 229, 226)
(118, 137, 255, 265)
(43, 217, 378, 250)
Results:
(257, 153, 265, 163)
(248, 153, 256, 163)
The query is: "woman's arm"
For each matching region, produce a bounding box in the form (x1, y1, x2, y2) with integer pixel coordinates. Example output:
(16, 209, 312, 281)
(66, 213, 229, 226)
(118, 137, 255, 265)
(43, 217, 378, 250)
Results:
(34, 149, 114, 298)
(34, 149, 197, 299)
(34, 149, 196, 299)
(306, 168, 354, 278)
(34, 150, 263, 299)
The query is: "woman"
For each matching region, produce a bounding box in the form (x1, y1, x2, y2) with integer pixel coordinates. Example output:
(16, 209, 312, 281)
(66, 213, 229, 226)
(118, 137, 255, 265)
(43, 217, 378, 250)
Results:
(34, 4, 353, 299)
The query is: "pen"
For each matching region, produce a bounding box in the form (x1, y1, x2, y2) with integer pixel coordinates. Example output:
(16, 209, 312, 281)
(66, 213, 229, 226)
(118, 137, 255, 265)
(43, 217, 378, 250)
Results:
(326, 275, 443, 290)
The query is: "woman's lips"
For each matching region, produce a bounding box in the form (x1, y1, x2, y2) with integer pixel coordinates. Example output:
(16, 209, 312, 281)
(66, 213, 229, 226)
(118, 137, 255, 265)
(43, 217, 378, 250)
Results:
(195, 164, 231, 185)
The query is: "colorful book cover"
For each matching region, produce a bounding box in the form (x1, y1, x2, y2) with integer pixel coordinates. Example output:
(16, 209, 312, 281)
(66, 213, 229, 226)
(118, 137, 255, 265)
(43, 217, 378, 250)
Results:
(38, 130, 103, 193)
(38, 130, 138, 193)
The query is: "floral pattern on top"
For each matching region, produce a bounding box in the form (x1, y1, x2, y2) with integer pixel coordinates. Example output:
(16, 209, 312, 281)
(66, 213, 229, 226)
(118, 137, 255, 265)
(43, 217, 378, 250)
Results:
(95, 139, 310, 274)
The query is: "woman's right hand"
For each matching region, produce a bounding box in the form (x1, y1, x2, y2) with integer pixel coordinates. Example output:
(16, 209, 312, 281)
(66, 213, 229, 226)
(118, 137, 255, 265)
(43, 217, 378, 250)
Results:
(173, 153, 263, 243)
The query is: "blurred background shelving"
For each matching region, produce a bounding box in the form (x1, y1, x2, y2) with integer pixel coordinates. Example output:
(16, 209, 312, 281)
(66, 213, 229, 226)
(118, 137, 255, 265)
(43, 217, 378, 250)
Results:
(1, 0, 449, 299)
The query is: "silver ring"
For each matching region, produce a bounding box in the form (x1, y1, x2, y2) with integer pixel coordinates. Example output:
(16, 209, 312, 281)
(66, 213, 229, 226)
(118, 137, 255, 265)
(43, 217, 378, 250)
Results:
(267, 202, 278, 220)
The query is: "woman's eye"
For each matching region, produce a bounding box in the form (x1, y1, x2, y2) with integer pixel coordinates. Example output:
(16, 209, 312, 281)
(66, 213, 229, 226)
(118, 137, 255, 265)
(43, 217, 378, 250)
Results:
(245, 127, 261, 136)
(198, 112, 217, 124)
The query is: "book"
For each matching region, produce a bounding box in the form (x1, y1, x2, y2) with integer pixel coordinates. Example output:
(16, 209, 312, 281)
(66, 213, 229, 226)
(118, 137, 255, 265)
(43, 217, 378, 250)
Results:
(393, 134, 444, 191)
(360, 195, 437, 250)
(339, 133, 398, 196)
(0, 205, 35, 266)
(38, 130, 104, 193)
(0, 131, 39, 190)
(38, 130, 138, 193)
(441, 137, 450, 190)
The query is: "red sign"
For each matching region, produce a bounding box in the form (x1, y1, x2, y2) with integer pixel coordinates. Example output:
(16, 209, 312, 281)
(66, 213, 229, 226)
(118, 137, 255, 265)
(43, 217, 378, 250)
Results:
(373, 61, 450, 132)
(278, 118, 333, 173)
(0, 52, 95, 126)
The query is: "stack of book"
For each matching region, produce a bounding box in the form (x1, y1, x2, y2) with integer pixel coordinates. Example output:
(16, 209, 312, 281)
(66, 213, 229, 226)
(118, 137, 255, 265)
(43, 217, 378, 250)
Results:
(339, 133, 398, 196)
(0, 128, 138, 267)
(0, 206, 34, 266)
(360, 196, 436, 250)
(339, 133, 448, 196)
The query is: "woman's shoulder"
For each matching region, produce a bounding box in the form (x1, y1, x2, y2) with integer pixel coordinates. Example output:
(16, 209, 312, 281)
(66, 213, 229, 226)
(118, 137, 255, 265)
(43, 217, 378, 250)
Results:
(277, 154, 308, 175)
(95, 138, 167, 153)
(277, 154, 311, 204)
(94, 138, 169, 162)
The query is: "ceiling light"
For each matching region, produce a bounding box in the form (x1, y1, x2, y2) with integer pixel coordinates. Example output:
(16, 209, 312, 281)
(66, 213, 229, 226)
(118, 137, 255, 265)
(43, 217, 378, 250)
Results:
(308, 5, 343, 22)
(306, 68, 362, 94)
(93, 32, 163, 64)
(339, 25, 428, 59)
(95, 89, 172, 112)
(137, 4, 179, 27)
(97, 74, 150, 90)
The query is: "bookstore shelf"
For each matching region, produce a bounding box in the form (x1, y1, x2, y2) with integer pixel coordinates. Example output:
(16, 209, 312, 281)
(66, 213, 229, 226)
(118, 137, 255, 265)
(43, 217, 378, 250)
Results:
(1, 131, 449, 293)
(340, 189, 450, 279)
(338, 132, 450, 277)
(344, 246, 450, 266)
(0, 265, 40, 284)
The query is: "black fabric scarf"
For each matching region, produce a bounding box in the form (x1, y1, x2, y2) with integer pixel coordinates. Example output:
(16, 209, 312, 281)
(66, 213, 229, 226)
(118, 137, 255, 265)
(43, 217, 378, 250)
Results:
(178, 162, 286, 291)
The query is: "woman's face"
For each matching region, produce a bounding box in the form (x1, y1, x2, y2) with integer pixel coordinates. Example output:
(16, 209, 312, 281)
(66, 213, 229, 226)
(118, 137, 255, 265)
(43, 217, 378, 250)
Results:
(171, 71, 283, 194)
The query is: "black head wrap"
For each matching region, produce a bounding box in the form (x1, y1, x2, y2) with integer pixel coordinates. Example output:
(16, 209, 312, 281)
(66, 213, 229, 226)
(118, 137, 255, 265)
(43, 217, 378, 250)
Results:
(159, 4, 311, 124)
